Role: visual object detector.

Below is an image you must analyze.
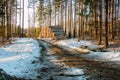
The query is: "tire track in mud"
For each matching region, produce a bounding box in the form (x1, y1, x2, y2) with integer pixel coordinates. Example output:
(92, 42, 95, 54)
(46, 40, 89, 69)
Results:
(37, 39, 120, 80)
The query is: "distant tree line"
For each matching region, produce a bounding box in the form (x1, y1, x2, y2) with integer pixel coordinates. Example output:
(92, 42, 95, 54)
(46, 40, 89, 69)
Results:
(0, 0, 120, 48)
(0, 0, 23, 39)
(0, 0, 37, 39)
(37, 0, 120, 48)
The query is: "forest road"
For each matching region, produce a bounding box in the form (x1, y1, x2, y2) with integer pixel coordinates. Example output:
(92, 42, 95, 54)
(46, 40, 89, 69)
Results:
(37, 39, 120, 80)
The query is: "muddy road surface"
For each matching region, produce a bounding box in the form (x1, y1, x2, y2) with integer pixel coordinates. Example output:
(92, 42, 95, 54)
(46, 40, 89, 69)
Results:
(37, 40, 120, 80)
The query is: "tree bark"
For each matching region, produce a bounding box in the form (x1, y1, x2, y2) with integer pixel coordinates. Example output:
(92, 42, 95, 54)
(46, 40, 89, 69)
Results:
(98, 0, 102, 45)
(105, 0, 109, 48)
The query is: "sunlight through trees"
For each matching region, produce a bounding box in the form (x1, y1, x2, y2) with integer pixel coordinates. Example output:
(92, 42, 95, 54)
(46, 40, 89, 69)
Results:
(0, 0, 120, 47)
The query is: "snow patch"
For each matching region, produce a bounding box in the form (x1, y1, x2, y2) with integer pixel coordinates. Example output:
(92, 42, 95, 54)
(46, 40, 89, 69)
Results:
(0, 38, 42, 79)
(56, 38, 120, 61)
(61, 68, 84, 75)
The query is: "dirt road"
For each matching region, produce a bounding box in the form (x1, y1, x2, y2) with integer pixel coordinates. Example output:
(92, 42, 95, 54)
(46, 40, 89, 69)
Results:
(37, 40, 120, 80)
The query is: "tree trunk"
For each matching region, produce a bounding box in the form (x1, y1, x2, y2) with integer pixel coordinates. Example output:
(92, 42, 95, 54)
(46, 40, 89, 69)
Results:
(105, 0, 109, 48)
(67, 1, 70, 38)
(94, 1, 98, 39)
(5, 0, 8, 39)
(19, 0, 21, 37)
(111, 0, 114, 39)
(78, 1, 81, 41)
(69, 0, 72, 38)
(22, 0, 24, 37)
(98, 0, 102, 45)
(15, 0, 17, 34)
(54, 3, 56, 26)
(64, 0, 67, 33)
(28, 3, 30, 37)
(49, 0, 51, 26)
(73, 0, 76, 38)
(9, 0, 12, 38)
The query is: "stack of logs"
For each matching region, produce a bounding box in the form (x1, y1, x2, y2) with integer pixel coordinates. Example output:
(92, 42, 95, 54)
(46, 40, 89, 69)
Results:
(39, 26, 66, 40)
(39, 27, 54, 38)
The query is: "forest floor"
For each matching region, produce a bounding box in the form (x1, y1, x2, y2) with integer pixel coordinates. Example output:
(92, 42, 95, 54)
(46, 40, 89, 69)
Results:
(0, 38, 120, 80)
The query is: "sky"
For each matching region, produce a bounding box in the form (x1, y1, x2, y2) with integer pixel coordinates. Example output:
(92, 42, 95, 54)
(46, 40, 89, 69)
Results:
(17, 0, 29, 28)
(17, 0, 38, 28)
(24, 0, 29, 28)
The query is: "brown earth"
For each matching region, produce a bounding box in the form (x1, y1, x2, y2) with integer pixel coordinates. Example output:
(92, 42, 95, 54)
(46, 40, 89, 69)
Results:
(37, 39, 120, 80)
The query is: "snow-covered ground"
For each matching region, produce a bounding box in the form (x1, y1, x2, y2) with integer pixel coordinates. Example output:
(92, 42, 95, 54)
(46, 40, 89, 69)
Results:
(56, 38, 120, 61)
(0, 38, 42, 79)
